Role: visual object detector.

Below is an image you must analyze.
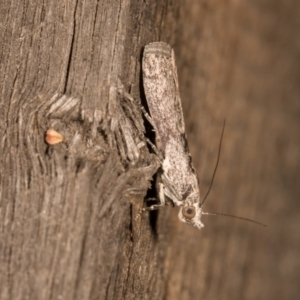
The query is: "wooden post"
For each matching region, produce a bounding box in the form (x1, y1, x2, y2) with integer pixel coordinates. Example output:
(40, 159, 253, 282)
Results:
(1, 1, 299, 299)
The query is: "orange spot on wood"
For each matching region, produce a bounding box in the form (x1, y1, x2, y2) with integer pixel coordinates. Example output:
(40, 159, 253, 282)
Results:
(45, 129, 64, 145)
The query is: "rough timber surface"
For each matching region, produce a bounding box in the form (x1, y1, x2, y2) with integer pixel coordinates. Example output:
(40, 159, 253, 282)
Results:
(1, 1, 300, 300)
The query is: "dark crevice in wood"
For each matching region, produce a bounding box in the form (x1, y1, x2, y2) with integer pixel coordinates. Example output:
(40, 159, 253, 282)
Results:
(63, 2, 78, 94)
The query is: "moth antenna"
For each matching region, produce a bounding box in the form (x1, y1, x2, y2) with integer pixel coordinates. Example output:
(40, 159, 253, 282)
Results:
(200, 120, 225, 207)
(202, 211, 266, 227)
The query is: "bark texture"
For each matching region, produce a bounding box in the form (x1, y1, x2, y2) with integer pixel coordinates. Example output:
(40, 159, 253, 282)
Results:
(1, 1, 299, 300)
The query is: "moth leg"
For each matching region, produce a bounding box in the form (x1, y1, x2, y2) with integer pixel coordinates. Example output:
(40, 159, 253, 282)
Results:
(143, 182, 167, 211)
(140, 105, 155, 127)
(134, 195, 158, 221)
(145, 138, 162, 159)
(135, 182, 169, 221)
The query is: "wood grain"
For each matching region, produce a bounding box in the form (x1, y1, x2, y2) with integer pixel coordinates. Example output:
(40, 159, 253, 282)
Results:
(0, 1, 299, 300)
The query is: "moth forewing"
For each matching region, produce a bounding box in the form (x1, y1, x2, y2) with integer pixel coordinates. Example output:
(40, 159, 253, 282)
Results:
(143, 42, 204, 229)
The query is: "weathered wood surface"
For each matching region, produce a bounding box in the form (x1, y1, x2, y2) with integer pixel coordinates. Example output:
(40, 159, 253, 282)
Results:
(1, 1, 299, 300)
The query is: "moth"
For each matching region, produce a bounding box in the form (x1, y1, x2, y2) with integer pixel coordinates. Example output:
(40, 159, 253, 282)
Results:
(142, 42, 206, 229)
(142, 42, 264, 229)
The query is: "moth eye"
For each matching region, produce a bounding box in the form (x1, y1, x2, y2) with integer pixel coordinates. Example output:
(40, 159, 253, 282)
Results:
(182, 206, 196, 220)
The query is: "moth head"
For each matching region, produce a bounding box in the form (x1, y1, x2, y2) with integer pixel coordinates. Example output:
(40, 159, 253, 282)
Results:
(178, 203, 204, 229)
